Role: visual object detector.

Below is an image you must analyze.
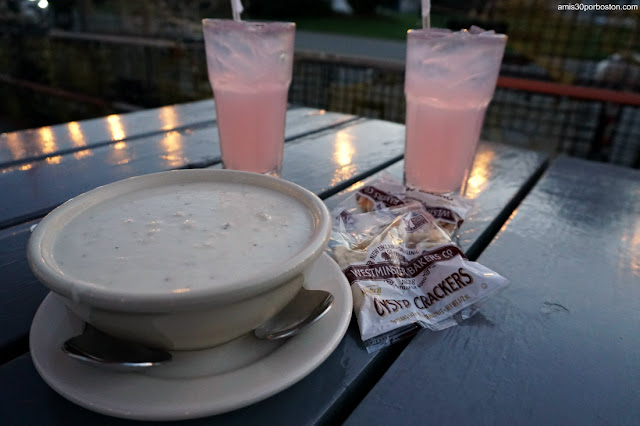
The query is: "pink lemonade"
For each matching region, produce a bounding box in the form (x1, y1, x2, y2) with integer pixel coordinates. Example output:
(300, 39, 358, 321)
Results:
(202, 20, 295, 176)
(404, 97, 487, 193)
(214, 87, 288, 174)
(404, 28, 506, 193)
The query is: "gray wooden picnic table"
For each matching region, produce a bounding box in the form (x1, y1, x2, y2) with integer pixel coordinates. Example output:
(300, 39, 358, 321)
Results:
(0, 99, 633, 425)
(345, 156, 640, 426)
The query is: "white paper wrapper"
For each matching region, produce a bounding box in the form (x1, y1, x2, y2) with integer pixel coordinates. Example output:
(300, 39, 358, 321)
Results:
(330, 203, 509, 353)
(331, 173, 473, 236)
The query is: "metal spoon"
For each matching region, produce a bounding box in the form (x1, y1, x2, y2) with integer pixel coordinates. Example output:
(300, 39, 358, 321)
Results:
(62, 323, 172, 372)
(62, 287, 333, 370)
(254, 287, 334, 340)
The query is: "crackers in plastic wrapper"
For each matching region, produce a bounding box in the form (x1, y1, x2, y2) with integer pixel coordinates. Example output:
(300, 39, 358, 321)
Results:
(330, 203, 509, 353)
(332, 173, 472, 236)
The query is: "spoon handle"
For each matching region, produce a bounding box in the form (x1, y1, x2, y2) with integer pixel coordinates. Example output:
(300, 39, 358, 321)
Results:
(63, 323, 172, 370)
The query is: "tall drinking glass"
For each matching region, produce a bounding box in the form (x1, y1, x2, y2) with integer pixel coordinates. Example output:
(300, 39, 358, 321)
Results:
(404, 28, 506, 194)
(202, 20, 295, 176)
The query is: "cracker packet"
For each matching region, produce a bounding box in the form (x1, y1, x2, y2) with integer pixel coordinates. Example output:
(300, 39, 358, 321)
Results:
(330, 202, 509, 353)
(332, 173, 473, 236)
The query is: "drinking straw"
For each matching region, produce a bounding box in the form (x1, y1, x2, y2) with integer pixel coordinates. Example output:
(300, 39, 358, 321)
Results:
(421, 0, 430, 29)
(231, 0, 243, 21)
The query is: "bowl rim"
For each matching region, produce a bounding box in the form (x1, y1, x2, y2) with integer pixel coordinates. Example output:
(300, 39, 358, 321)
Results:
(26, 170, 331, 313)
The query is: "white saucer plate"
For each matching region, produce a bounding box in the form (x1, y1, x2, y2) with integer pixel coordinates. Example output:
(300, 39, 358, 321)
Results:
(30, 253, 352, 421)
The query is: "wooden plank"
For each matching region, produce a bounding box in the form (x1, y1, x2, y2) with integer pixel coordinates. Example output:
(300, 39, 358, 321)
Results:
(281, 118, 405, 196)
(0, 221, 48, 366)
(0, 142, 547, 425)
(0, 99, 216, 168)
(0, 108, 356, 229)
(345, 156, 640, 426)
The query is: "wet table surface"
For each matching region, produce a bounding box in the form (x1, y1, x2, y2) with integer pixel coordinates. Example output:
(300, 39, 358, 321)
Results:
(5, 99, 620, 425)
(345, 157, 640, 426)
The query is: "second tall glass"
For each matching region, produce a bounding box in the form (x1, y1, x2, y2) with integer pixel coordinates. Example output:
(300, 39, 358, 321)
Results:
(203, 19, 295, 176)
(404, 28, 506, 194)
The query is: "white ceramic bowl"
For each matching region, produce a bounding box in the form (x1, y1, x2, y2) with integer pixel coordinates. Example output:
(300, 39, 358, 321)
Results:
(27, 170, 332, 350)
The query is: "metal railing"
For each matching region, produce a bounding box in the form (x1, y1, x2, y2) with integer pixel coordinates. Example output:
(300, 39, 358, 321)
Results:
(291, 53, 640, 168)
